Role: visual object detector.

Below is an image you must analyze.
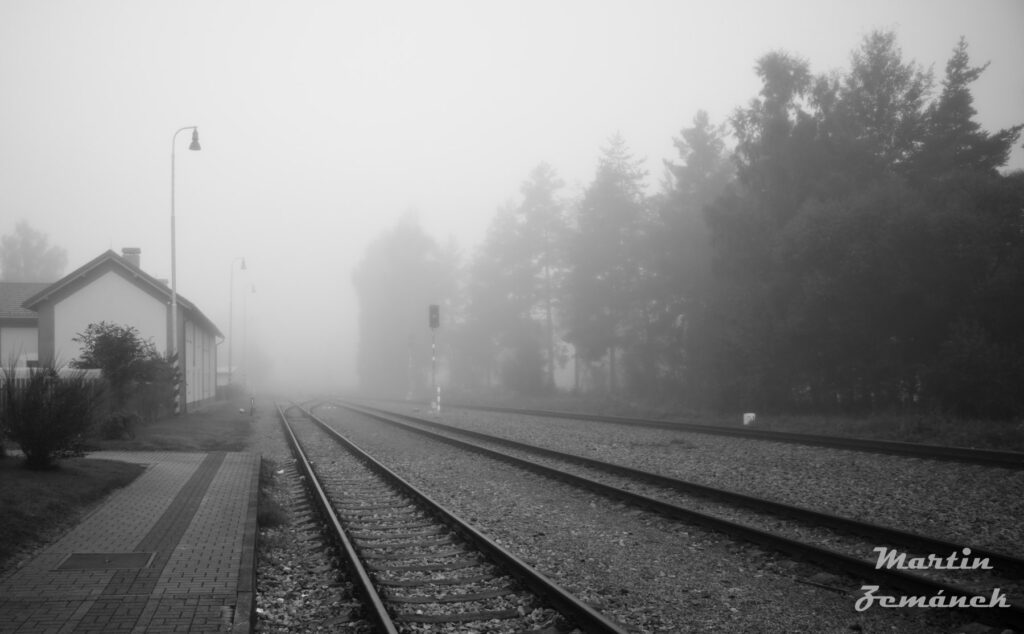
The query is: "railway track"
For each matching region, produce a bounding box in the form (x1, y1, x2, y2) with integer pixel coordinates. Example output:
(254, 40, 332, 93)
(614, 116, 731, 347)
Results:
(275, 402, 627, 633)
(325, 400, 1024, 630)
(437, 402, 1024, 469)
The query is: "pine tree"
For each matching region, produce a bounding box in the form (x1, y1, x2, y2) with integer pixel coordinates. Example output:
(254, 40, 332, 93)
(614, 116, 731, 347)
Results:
(564, 134, 648, 393)
(911, 37, 1023, 178)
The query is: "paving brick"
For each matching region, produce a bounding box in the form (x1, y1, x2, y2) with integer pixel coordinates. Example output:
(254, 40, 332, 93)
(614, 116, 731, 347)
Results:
(0, 451, 259, 633)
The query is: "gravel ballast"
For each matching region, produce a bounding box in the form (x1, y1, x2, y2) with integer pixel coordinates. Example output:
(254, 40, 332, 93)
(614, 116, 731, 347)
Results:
(311, 403, 995, 633)
(251, 404, 374, 632)
(425, 405, 1024, 558)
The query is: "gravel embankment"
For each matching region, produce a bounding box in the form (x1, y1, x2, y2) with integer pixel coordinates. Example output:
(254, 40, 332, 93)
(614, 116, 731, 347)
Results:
(312, 404, 988, 634)
(353, 410, 1022, 601)
(423, 405, 1024, 558)
(289, 416, 577, 633)
(250, 404, 373, 632)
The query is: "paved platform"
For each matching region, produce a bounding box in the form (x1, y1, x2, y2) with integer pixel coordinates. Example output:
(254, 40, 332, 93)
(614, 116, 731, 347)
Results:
(0, 451, 260, 634)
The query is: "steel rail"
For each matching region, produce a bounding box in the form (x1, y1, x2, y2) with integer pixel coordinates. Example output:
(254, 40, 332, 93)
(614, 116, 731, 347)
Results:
(431, 402, 1024, 469)
(275, 403, 399, 634)
(343, 401, 1024, 578)
(333, 400, 1024, 630)
(295, 402, 628, 634)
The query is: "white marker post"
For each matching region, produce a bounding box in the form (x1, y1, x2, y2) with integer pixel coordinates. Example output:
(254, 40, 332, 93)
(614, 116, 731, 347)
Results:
(429, 304, 440, 414)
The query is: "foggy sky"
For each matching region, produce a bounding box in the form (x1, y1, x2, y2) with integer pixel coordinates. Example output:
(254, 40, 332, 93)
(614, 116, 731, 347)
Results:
(2, 0, 1022, 391)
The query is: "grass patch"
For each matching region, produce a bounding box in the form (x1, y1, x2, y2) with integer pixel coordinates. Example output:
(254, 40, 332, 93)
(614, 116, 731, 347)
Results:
(92, 399, 254, 452)
(257, 458, 289, 528)
(0, 399, 254, 577)
(0, 457, 145, 573)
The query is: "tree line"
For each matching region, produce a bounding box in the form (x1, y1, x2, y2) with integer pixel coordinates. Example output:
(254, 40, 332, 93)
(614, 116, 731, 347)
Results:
(353, 32, 1024, 420)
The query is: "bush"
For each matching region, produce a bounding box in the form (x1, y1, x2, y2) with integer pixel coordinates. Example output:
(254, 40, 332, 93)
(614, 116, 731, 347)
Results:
(258, 460, 288, 528)
(72, 322, 174, 421)
(126, 355, 175, 422)
(0, 365, 103, 469)
(97, 410, 140, 440)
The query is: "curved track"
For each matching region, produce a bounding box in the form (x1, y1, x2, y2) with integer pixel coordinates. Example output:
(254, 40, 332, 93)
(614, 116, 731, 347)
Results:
(439, 402, 1024, 469)
(329, 400, 1024, 630)
(276, 402, 627, 633)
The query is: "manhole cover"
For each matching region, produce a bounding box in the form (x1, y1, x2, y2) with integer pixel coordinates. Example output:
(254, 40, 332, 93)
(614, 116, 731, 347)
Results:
(56, 552, 155, 570)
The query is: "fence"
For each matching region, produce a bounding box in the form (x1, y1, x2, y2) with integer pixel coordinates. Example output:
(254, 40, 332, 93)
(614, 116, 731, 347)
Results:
(0, 368, 103, 411)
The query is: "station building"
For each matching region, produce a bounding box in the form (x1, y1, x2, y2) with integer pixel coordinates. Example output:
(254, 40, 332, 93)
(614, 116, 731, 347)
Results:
(0, 248, 221, 412)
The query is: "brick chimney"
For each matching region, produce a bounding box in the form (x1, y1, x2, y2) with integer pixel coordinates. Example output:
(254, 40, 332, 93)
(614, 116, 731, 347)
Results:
(122, 247, 141, 269)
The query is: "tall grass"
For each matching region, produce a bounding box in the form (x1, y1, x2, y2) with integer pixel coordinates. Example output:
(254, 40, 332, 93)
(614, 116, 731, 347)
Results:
(0, 365, 103, 469)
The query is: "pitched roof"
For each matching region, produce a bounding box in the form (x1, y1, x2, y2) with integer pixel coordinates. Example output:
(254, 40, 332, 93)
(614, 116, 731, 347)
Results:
(0, 281, 50, 320)
(22, 250, 222, 338)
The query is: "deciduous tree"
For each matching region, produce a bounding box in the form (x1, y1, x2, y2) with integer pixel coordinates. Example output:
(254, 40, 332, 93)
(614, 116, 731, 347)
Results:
(0, 221, 67, 282)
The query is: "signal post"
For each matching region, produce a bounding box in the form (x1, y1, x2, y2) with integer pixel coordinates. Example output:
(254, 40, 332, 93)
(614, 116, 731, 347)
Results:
(429, 304, 440, 413)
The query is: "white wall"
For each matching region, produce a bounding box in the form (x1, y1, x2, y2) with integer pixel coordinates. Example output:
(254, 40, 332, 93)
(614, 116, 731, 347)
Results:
(53, 270, 166, 365)
(0, 326, 38, 367)
(184, 317, 217, 404)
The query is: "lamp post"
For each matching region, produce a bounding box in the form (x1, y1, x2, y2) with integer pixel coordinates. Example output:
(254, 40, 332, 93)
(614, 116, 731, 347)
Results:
(170, 126, 201, 414)
(228, 257, 246, 392)
(243, 284, 255, 392)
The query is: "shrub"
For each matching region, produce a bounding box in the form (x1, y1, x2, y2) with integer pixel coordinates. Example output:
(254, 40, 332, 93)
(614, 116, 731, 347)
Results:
(257, 460, 288, 528)
(71, 321, 175, 424)
(125, 356, 175, 422)
(97, 410, 140, 440)
(0, 365, 103, 470)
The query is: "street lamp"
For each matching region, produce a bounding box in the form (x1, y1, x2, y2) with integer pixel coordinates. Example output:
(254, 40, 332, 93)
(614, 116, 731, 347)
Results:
(243, 283, 255, 392)
(228, 257, 246, 392)
(170, 126, 201, 414)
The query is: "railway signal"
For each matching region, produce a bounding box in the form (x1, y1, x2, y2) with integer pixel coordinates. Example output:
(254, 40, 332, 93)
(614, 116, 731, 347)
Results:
(429, 304, 440, 412)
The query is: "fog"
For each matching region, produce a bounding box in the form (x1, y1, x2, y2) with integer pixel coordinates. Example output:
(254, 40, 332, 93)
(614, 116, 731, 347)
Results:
(2, 0, 1022, 394)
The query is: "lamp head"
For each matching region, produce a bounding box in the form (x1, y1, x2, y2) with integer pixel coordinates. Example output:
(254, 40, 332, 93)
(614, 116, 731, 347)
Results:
(241, 258, 247, 271)
(189, 128, 201, 151)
